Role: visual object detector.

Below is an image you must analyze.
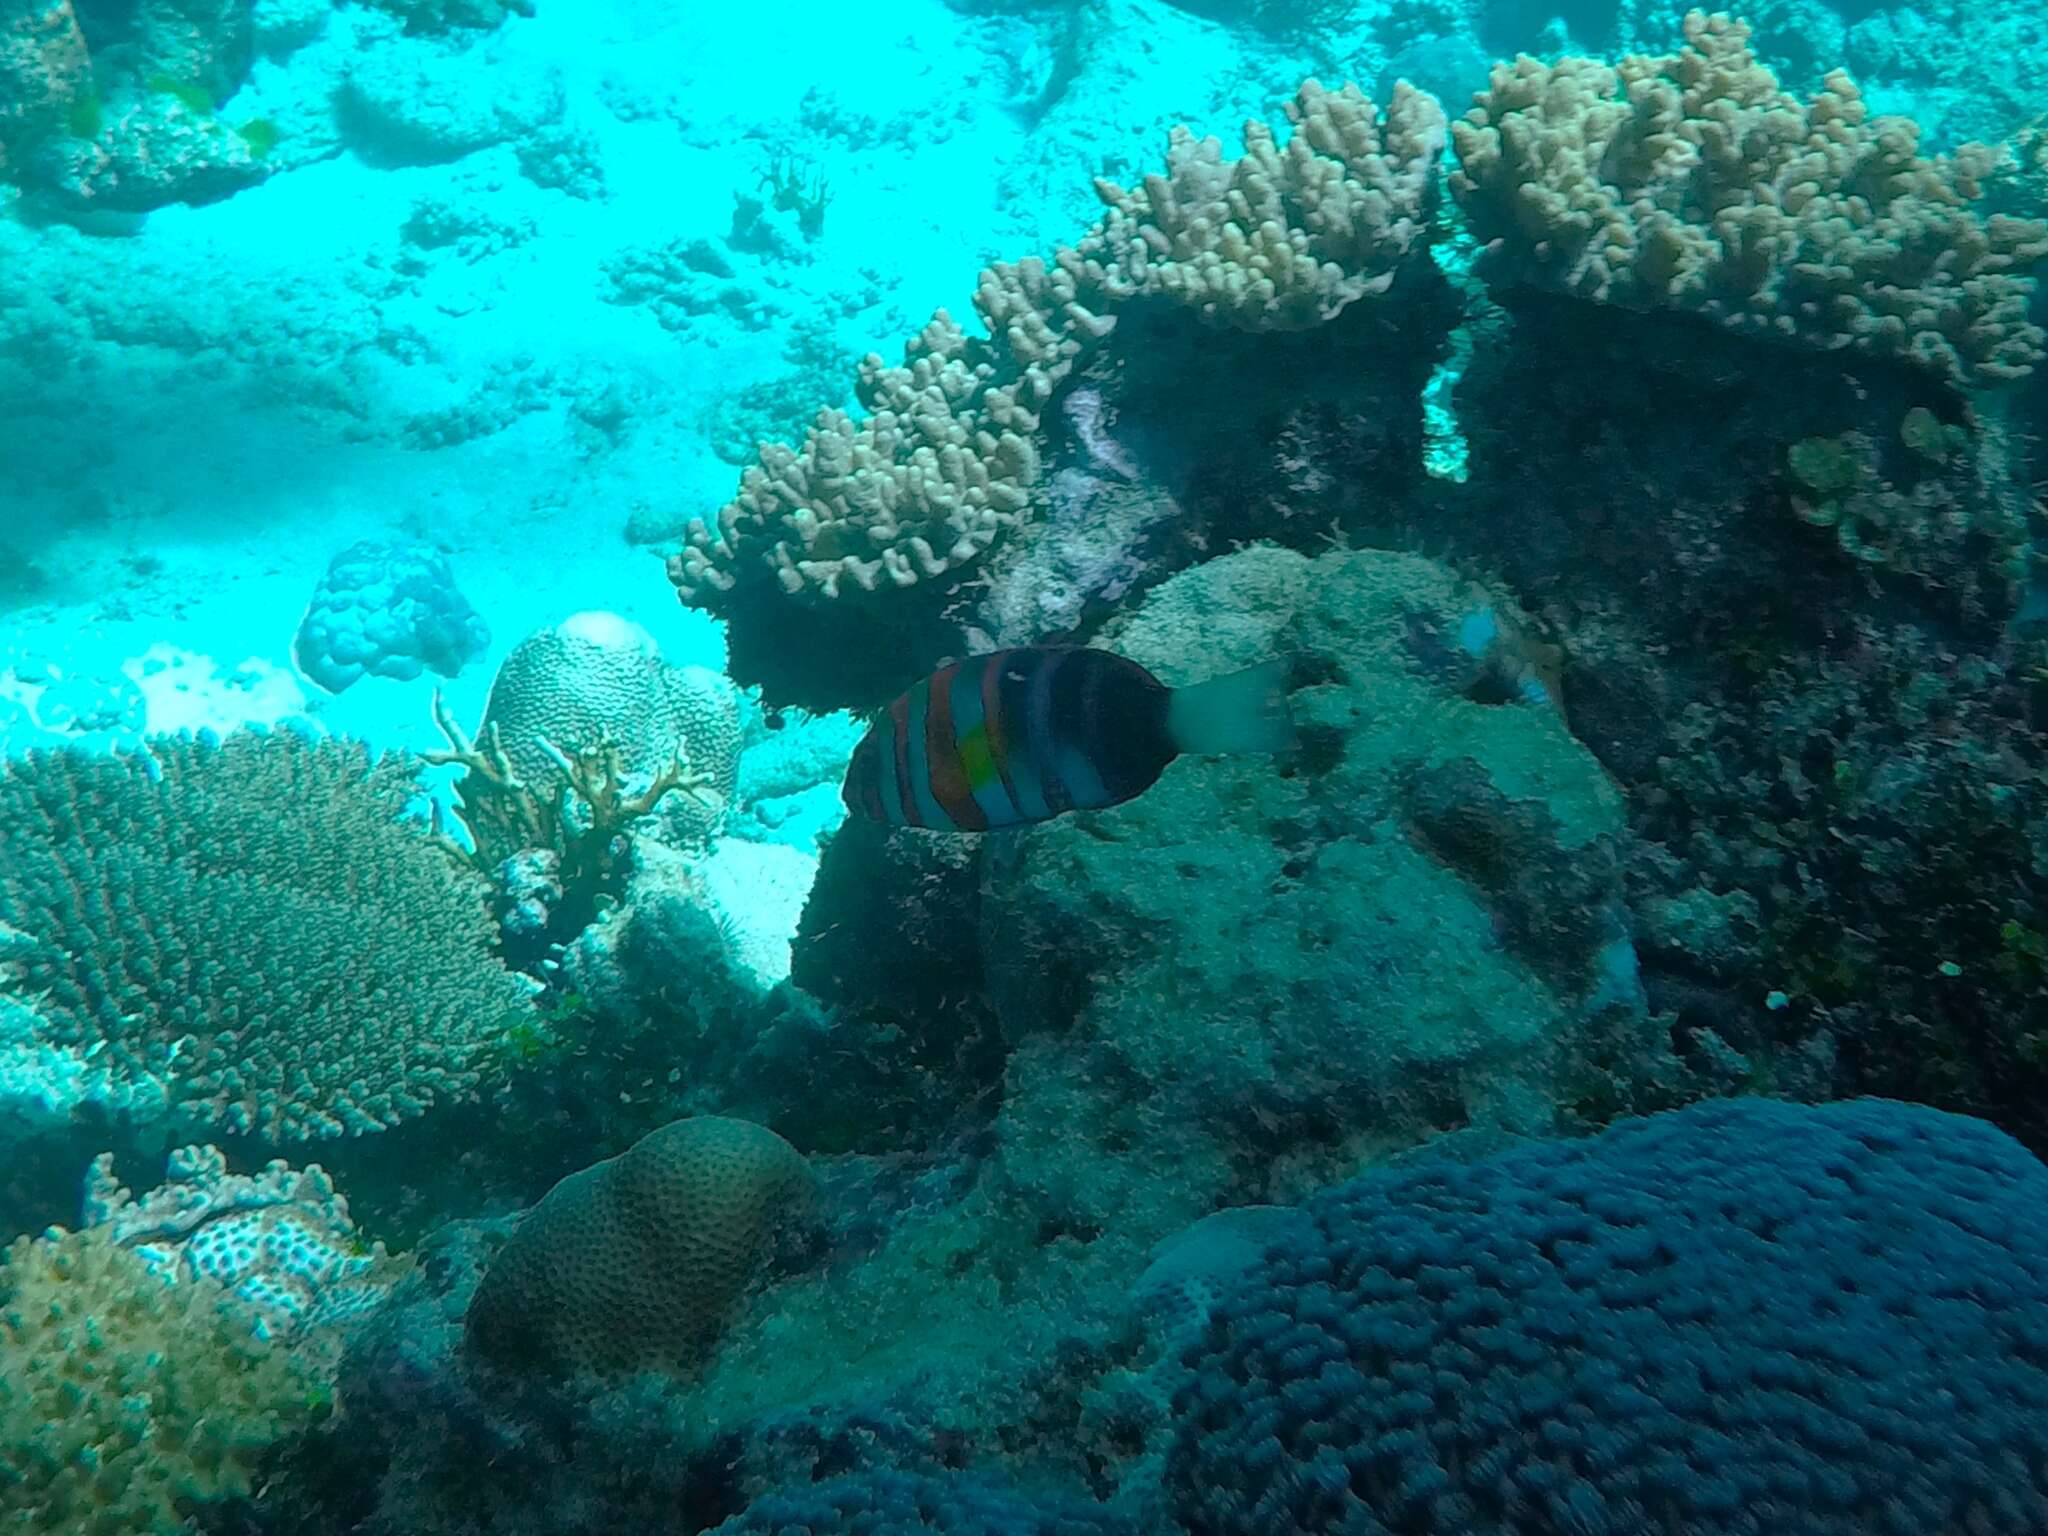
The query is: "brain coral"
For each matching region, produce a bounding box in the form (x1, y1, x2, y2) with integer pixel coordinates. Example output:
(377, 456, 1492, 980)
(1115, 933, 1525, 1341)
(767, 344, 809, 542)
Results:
(0, 1224, 320, 1536)
(470, 611, 741, 851)
(1166, 1097, 2048, 1536)
(710, 1469, 1133, 1536)
(1449, 11, 2048, 387)
(464, 1115, 815, 1377)
(0, 728, 532, 1140)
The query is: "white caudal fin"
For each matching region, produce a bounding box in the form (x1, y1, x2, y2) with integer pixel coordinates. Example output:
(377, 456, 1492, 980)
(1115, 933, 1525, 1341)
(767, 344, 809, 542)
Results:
(1165, 658, 1297, 756)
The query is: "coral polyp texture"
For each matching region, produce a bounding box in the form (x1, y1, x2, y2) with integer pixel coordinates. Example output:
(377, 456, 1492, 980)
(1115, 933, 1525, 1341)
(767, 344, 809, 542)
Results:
(465, 612, 741, 850)
(710, 1469, 1134, 1535)
(0, 729, 532, 1141)
(0, 0, 90, 178)
(84, 1143, 394, 1340)
(1165, 1097, 2048, 1536)
(463, 1115, 816, 1377)
(1449, 11, 2048, 388)
(667, 80, 1444, 618)
(0, 1224, 320, 1536)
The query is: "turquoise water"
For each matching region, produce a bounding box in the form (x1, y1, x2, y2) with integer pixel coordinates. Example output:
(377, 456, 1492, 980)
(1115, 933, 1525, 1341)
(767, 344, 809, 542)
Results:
(2, 0, 2047, 1531)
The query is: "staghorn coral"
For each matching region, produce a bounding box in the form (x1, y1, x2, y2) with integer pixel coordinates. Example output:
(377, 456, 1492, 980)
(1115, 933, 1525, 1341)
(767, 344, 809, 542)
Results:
(1166, 1097, 2048, 1535)
(426, 614, 738, 949)
(437, 612, 739, 853)
(0, 728, 533, 1141)
(1449, 11, 2048, 388)
(463, 1115, 816, 1378)
(0, 1224, 322, 1536)
(83, 1143, 395, 1341)
(667, 81, 1444, 620)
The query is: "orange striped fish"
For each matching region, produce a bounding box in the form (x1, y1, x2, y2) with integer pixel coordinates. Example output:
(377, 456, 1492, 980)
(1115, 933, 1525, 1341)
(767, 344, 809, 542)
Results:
(842, 648, 1294, 831)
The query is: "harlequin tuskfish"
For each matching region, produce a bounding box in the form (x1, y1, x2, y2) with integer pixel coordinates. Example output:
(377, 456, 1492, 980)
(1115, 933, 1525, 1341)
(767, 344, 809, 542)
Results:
(842, 647, 1294, 831)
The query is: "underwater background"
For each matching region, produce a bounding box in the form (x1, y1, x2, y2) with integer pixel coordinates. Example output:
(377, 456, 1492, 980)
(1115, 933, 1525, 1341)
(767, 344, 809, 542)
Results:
(4, 0, 2048, 1530)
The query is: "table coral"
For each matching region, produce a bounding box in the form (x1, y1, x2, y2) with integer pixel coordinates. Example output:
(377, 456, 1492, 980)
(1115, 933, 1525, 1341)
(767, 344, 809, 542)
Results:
(1449, 10, 2048, 388)
(0, 728, 532, 1141)
(1165, 1096, 2048, 1535)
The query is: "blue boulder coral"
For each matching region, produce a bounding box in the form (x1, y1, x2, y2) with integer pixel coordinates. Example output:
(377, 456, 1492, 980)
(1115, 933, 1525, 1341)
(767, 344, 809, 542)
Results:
(293, 539, 490, 694)
(710, 1469, 1132, 1535)
(1166, 1097, 2048, 1535)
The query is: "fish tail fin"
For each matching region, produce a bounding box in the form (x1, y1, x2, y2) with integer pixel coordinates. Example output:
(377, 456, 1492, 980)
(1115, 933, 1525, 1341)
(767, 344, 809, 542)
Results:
(1166, 658, 1296, 757)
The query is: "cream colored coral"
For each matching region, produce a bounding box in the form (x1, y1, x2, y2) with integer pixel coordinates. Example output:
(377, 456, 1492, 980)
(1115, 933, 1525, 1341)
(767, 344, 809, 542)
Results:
(670, 80, 1444, 613)
(0, 1226, 319, 1536)
(1077, 80, 1447, 330)
(1450, 11, 2048, 387)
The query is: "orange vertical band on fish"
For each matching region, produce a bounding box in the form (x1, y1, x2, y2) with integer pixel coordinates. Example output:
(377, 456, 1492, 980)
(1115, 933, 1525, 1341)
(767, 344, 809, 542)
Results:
(843, 647, 1296, 832)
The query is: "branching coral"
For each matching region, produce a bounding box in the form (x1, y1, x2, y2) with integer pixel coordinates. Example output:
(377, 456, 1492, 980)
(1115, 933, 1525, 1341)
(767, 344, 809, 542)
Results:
(424, 615, 737, 949)
(0, 729, 533, 1140)
(1072, 79, 1446, 330)
(426, 688, 712, 906)
(667, 80, 1444, 618)
(1449, 11, 2048, 388)
(0, 1224, 323, 1536)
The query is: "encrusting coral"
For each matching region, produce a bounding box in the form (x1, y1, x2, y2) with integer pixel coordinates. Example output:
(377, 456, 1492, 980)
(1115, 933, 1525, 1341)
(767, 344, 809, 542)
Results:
(1166, 1096, 2048, 1535)
(0, 728, 533, 1141)
(0, 1223, 323, 1536)
(1449, 11, 2048, 388)
(0, 0, 92, 181)
(667, 80, 1445, 618)
(463, 1115, 816, 1378)
(83, 1143, 396, 1341)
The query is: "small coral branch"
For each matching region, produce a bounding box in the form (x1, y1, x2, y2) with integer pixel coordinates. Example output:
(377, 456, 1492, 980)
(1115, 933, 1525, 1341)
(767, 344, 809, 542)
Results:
(423, 691, 713, 951)
(422, 689, 556, 859)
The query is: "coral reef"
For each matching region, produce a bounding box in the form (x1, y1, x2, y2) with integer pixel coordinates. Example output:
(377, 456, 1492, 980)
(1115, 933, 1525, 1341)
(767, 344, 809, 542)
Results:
(463, 1115, 816, 1378)
(364, 0, 534, 35)
(0, 728, 532, 1142)
(0, 0, 92, 182)
(426, 612, 740, 950)
(293, 538, 491, 694)
(976, 544, 1660, 1237)
(1449, 12, 2048, 388)
(83, 1142, 395, 1339)
(667, 81, 1447, 696)
(709, 1469, 1133, 1535)
(337, 31, 562, 164)
(0, 1223, 322, 1535)
(1165, 1097, 2048, 1534)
